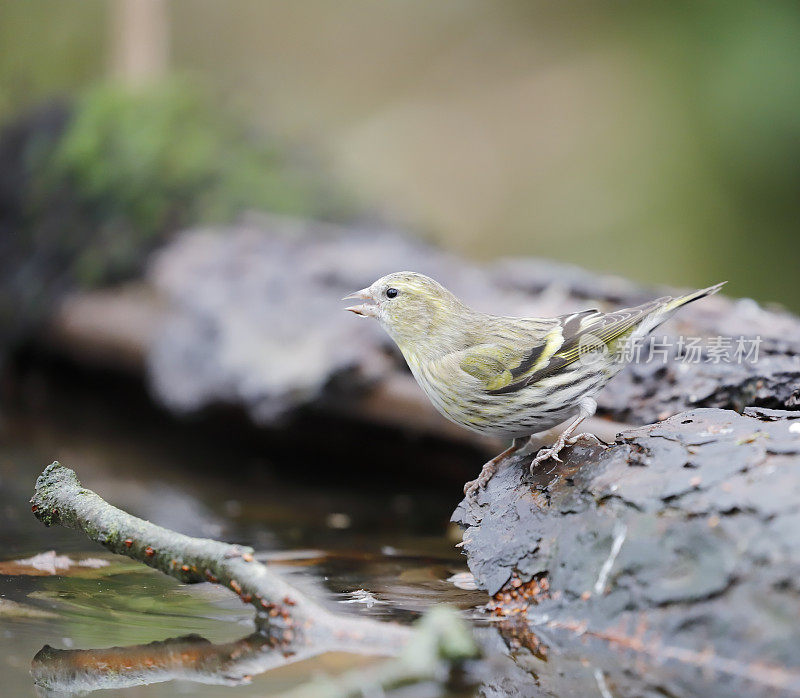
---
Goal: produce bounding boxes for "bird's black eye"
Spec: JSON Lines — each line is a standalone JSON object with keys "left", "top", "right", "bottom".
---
{"left": 386, "top": 287, "right": 399, "bottom": 299}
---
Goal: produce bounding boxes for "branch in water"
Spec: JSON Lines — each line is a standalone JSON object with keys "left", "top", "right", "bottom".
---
{"left": 29, "top": 461, "right": 408, "bottom": 648}
{"left": 29, "top": 461, "right": 478, "bottom": 697}
{"left": 32, "top": 608, "right": 477, "bottom": 696}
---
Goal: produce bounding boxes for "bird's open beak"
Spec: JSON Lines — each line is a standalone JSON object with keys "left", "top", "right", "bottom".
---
{"left": 342, "top": 288, "right": 377, "bottom": 317}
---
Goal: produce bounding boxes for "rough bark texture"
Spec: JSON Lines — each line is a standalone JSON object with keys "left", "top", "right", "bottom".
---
{"left": 452, "top": 407, "right": 800, "bottom": 697}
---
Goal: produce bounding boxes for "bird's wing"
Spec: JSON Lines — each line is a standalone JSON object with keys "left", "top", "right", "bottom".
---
{"left": 457, "top": 344, "right": 520, "bottom": 392}
{"left": 455, "top": 283, "right": 722, "bottom": 396}
{"left": 454, "top": 302, "right": 666, "bottom": 396}
{"left": 482, "top": 301, "right": 666, "bottom": 395}
{"left": 454, "top": 317, "right": 566, "bottom": 393}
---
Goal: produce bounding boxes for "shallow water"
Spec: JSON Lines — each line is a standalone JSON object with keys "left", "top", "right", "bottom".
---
{"left": 0, "top": 369, "right": 497, "bottom": 696}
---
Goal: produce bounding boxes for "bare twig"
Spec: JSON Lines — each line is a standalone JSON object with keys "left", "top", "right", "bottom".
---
{"left": 29, "top": 461, "right": 478, "bottom": 697}
{"left": 30, "top": 461, "right": 409, "bottom": 648}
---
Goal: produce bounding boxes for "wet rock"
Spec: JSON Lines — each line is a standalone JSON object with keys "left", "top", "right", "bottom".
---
{"left": 453, "top": 407, "right": 800, "bottom": 696}
{"left": 144, "top": 217, "right": 800, "bottom": 433}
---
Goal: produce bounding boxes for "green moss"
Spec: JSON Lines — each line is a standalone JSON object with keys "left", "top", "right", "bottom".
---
{"left": 14, "top": 79, "right": 353, "bottom": 291}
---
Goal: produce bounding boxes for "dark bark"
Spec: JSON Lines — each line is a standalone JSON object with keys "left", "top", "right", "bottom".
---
{"left": 452, "top": 407, "right": 800, "bottom": 697}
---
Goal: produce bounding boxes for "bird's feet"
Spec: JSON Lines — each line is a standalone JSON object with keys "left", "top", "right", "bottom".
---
{"left": 530, "top": 432, "right": 602, "bottom": 475}
{"left": 529, "top": 442, "right": 565, "bottom": 474}
{"left": 530, "top": 431, "right": 571, "bottom": 474}
{"left": 464, "top": 460, "right": 499, "bottom": 500}
{"left": 463, "top": 439, "right": 527, "bottom": 501}
{"left": 567, "top": 432, "right": 603, "bottom": 446}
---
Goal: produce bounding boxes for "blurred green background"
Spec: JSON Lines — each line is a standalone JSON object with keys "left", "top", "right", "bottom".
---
{"left": 2, "top": 0, "right": 799, "bottom": 310}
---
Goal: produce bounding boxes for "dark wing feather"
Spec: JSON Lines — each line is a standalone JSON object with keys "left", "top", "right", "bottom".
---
{"left": 486, "top": 300, "right": 664, "bottom": 395}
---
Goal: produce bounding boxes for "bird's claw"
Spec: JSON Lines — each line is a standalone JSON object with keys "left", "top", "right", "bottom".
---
{"left": 529, "top": 432, "right": 603, "bottom": 476}
{"left": 567, "top": 432, "right": 602, "bottom": 446}
{"left": 464, "top": 456, "right": 503, "bottom": 500}
{"left": 464, "top": 473, "right": 491, "bottom": 500}
{"left": 530, "top": 442, "right": 566, "bottom": 474}
{"left": 464, "top": 479, "right": 480, "bottom": 499}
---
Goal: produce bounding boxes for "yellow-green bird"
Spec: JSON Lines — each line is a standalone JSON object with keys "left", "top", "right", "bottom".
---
{"left": 344, "top": 273, "right": 725, "bottom": 499}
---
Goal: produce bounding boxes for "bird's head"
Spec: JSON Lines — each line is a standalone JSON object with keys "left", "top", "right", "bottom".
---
{"left": 343, "top": 272, "right": 469, "bottom": 358}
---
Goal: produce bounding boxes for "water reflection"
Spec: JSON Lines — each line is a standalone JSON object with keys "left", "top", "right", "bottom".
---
{"left": 5, "top": 367, "right": 788, "bottom": 697}
{"left": 0, "top": 370, "right": 489, "bottom": 696}
{"left": 32, "top": 633, "right": 299, "bottom": 693}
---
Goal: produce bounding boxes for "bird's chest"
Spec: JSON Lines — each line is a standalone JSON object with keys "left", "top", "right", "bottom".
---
{"left": 407, "top": 357, "right": 488, "bottom": 427}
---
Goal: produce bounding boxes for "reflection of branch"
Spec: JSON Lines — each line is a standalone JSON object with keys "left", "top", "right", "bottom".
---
{"left": 32, "top": 608, "right": 477, "bottom": 697}
{"left": 30, "top": 461, "right": 410, "bottom": 649}
{"left": 284, "top": 607, "right": 478, "bottom": 698}
{"left": 32, "top": 633, "right": 283, "bottom": 692}
{"left": 30, "top": 462, "right": 478, "bottom": 696}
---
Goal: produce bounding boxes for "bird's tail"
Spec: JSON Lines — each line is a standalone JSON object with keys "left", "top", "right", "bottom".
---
{"left": 627, "top": 281, "right": 726, "bottom": 340}
{"left": 663, "top": 281, "right": 727, "bottom": 313}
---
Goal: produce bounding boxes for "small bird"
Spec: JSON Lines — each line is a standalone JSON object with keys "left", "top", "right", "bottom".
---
{"left": 344, "top": 273, "right": 724, "bottom": 499}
